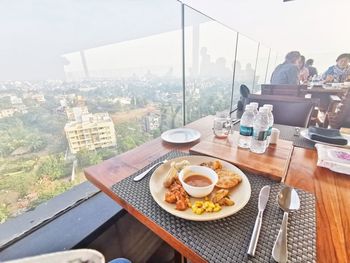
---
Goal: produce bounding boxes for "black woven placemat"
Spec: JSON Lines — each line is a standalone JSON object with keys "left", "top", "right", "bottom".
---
{"left": 111, "top": 151, "right": 316, "bottom": 263}
{"left": 232, "top": 123, "right": 315, "bottom": 150}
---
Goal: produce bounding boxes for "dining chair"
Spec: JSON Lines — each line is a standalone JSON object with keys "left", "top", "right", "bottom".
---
{"left": 325, "top": 90, "right": 350, "bottom": 129}
{"left": 246, "top": 94, "right": 319, "bottom": 127}
{"left": 261, "top": 84, "right": 308, "bottom": 97}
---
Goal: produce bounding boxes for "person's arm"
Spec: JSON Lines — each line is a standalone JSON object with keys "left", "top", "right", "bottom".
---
{"left": 323, "top": 66, "right": 334, "bottom": 82}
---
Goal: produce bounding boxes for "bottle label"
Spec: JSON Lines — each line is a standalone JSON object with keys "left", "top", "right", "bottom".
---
{"left": 267, "top": 126, "right": 272, "bottom": 136}
{"left": 253, "top": 130, "right": 268, "bottom": 141}
{"left": 240, "top": 125, "right": 253, "bottom": 136}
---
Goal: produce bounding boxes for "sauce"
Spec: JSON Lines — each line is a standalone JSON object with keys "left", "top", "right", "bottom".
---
{"left": 184, "top": 174, "right": 212, "bottom": 187}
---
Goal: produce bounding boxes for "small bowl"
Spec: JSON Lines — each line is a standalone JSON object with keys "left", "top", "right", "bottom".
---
{"left": 179, "top": 165, "right": 218, "bottom": 198}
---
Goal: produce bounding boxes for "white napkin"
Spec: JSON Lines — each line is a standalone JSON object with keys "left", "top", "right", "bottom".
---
{"left": 315, "top": 143, "right": 350, "bottom": 175}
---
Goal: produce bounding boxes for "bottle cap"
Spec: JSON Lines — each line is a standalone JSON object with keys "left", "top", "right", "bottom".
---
{"left": 249, "top": 102, "right": 258, "bottom": 109}
{"left": 259, "top": 107, "right": 269, "bottom": 113}
{"left": 245, "top": 105, "right": 253, "bottom": 111}
{"left": 263, "top": 104, "right": 273, "bottom": 111}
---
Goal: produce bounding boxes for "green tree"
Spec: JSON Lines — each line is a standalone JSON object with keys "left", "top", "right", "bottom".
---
{"left": 97, "top": 148, "right": 117, "bottom": 160}
{"left": 37, "top": 154, "right": 66, "bottom": 180}
{"left": 0, "top": 204, "right": 9, "bottom": 223}
{"left": 76, "top": 149, "right": 102, "bottom": 168}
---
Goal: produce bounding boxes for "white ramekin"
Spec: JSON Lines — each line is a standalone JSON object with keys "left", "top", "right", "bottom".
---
{"left": 179, "top": 165, "right": 218, "bottom": 198}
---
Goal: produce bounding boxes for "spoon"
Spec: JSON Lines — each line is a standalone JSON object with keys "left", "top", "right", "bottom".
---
{"left": 272, "top": 186, "right": 300, "bottom": 263}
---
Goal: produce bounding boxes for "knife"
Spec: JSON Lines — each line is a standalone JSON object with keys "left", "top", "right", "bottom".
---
{"left": 247, "top": 185, "right": 271, "bottom": 256}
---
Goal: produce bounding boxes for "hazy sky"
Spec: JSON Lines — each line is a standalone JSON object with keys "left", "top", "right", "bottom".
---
{"left": 182, "top": 0, "right": 350, "bottom": 71}
{"left": 1, "top": 0, "right": 348, "bottom": 81}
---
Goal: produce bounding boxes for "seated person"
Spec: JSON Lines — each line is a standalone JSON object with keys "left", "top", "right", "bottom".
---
{"left": 270, "top": 51, "right": 301, "bottom": 85}
{"left": 323, "top": 53, "right": 350, "bottom": 83}
{"left": 299, "top": 55, "right": 309, "bottom": 83}
{"left": 305, "top": 59, "right": 318, "bottom": 79}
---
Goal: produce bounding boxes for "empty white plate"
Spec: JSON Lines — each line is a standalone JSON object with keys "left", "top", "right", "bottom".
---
{"left": 161, "top": 128, "right": 201, "bottom": 144}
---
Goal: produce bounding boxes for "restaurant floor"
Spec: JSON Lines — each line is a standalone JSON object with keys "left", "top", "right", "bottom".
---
{"left": 85, "top": 212, "right": 176, "bottom": 263}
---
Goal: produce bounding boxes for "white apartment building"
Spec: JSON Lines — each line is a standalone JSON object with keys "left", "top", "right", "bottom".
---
{"left": 65, "top": 106, "right": 89, "bottom": 121}
{"left": 64, "top": 113, "right": 116, "bottom": 154}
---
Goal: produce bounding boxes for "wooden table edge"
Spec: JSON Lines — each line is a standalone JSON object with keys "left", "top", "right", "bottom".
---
{"left": 84, "top": 158, "right": 208, "bottom": 263}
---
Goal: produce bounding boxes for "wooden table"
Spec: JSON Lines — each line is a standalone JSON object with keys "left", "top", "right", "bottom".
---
{"left": 85, "top": 115, "right": 350, "bottom": 263}
{"left": 306, "top": 87, "right": 347, "bottom": 95}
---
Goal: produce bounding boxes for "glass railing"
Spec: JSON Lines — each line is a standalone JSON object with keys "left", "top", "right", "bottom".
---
{"left": 0, "top": 0, "right": 280, "bottom": 226}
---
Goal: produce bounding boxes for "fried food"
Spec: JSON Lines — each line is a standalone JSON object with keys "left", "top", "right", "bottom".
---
{"left": 216, "top": 170, "right": 242, "bottom": 189}
{"left": 200, "top": 160, "right": 222, "bottom": 171}
{"left": 163, "top": 166, "right": 178, "bottom": 188}
{"left": 173, "top": 160, "right": 190, "bottom": 171}
{"left": 164, "top": 180, "right": 190, "bottom": 211}
{"left": 211, "top": 189, "right": 229, "bottom": 203}
{"left": 201, "top": 160, "right": 242, "bottom": 189}
{"left": 164, "top": 159, "right": 238, "bottom": 214}
{"left": 163, "top": 160, "right": 190, "bottom": 188}
{"left": 211, "top": 189, "right": 235, "bottom": 206}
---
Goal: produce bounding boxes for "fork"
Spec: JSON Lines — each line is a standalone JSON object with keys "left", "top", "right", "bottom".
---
{"left": 133, "top": 160, "right": 168, "bottom": 182}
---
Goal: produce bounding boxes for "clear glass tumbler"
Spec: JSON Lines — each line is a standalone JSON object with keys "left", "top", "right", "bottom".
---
{"left": 213, "top": 111, "right": 231, "bottom": 138}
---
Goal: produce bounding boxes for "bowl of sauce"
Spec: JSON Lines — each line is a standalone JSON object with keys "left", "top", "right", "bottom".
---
{"left": 179, "top": 165, "right": 218, "bottom": 198}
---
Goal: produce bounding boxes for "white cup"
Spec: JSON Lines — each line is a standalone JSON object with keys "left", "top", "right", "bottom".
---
{"left": 270, "top": 128, "right": 280, "bottom": 144}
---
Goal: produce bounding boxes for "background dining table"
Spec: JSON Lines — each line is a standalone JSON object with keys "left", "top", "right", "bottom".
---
{"left": 85, "top": 115, "right": 350, "bottom": 263}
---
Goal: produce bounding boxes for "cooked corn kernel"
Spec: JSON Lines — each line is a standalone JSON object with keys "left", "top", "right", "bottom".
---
{"left": 213, "top": 206, "right": 221, "bottom": 212}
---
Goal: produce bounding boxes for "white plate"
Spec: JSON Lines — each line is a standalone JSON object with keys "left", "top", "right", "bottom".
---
{"left": 300, "top": 129, "right": 350, "bottom": 148}
{"left": 161, "top": 128, "right": 201, "bottom": 144}
{"left": 149, "top": 156, "right": 251, "bottom": 221}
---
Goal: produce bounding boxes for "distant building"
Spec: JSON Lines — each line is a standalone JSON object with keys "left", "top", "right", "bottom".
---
{"left": 31, "top": 94, "right": 46, "bottom": 103}
{"left": 10, "top": 95, "right": 23, "bottom": 105}
{"left": 65, "top": 106, "right": 89, "bottom": 121}
{"left": 64, "top": 112, "right": 116, "bottom": 154}
{"left": 0, "top": 108, "right": 16, "bottom": 118}
{"left": 75, "top": 95, "right": 86, "bottom": 107}
{"left": 0, "top": 105, "right": 28, "bottom": 119}
{"left": 113, "top": 97, "right": 131, "bottom": 105}
{"left": 144, "top": 112, "right": 160, "bottom": 132}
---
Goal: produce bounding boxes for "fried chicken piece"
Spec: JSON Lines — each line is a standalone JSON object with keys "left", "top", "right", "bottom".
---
{"left": 176, "top": 198, "right": 188, "bottom": 211}
{"left": 165, "top": 192, "right": 177, "bottom": 203}
{"left": 164, "top": 180, "right": 190, "bottom": 211}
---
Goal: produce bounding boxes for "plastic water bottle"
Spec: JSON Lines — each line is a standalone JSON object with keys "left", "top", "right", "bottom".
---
{"left": 250, "top": 107, "right": 269, "bottom": 154}
{"left": 238, "top": 105, "right": 254, "bottom": 148}
{"left": 263, "top": 104, "right": 274, "bottom": 146}
{"left": 249, "top": 102, "right": 259, "bottom": 116}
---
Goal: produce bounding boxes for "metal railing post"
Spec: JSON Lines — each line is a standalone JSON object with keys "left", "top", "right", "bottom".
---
{"left": 264, "top": 48, "right": 271, "bottom": 84}
{"left": 230, "top": 32, "right": 239, "bottom": 113}
{"left": 181, "top": 3, "right": 186, "bottom": 126}
{"left": 252, "top": 42, "right": 260, "bottom": 93}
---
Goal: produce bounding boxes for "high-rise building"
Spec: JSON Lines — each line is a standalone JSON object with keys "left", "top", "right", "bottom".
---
{"left": 64, "top": 112, "right": 116, "bottom": 154}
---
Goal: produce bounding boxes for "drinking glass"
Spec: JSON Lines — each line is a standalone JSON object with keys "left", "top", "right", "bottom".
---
{"left": 213, "top": 111, "right": 231, "bottom": 138}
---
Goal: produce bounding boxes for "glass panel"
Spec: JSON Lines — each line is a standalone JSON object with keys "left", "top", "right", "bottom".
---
{"left": 0, "top": 0, "right": 182, "bottom": 223}
{"left": 184, "top": 7, "right": 237, "bottom": 123}
{"left": 253, "top": 45, "right": 270, "bottom": 93}
{"left": 266, "top": 50, "right": 278, "bottom": 84}
{"left": 233, "top": 34, "right": 259, "bottom": 103}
